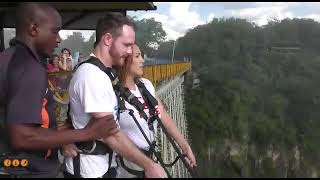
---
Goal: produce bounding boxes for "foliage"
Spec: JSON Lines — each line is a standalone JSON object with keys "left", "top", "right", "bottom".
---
{"left": 130, "top": 16, "right": 167, "bottom": 57}
{"left": 54, "top": 32, "right": 95, "bottom": 58}
{"left": 54, "top": 16, "right": 167, "bottom": 58}
{"left": 174, "top": 18, "right": 320, "bottom": 177}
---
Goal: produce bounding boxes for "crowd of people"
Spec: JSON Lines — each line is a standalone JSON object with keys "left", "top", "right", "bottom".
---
{"left": 47, "top": 48, "right": 85, "bottom": 73}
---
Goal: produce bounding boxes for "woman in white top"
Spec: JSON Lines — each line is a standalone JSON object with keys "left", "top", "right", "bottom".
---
{"left": 115, "top": 44, "right": 197, "bottom": 178}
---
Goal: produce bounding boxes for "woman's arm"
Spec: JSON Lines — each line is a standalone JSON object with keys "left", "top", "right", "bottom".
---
{"left": 156, "top": 97, "right": 197, "bottom": 168}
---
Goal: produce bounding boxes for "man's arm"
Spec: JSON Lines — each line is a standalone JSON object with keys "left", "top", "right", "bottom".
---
{"left": 92, "top": 112, "right": 167, "bottom": 178}
{"left": 91, "top": 112, "right": 151, "bottom": 167}
{"left": 8, "top": 114, "right": 118, "bottom": 151}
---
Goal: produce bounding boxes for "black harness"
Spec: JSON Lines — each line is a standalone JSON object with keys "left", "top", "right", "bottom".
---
{"left": 117, "top": 71, "right": 199, "bottom": 178}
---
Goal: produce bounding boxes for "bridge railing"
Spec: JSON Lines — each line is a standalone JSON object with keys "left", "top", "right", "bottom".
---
{"left": 143, "top": 62, "right": 191, "bottom": 86}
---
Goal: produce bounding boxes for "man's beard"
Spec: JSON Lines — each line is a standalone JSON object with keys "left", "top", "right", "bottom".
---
{"left": 109, "top": 44, "right": 122, "bottom": 66}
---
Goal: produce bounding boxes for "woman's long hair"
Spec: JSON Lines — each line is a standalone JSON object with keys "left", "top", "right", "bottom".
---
{"left": 48, "top": 54, "right": 59, "bottom": 65}
{"left": 115, "top": 44, "right": 142, "bottom": 86}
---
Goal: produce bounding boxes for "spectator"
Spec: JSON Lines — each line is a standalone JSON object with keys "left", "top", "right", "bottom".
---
{"left": 78, "top": 52, "right": 84, "bottom": 63}
{"left": 59, "top": 48, "right": 73, "bottom": 71}
{"left": 47, "top": 54, "right": 60, "bottom": 72}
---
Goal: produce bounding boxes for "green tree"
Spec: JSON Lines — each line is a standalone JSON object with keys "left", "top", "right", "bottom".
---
{"left": 130, "top": 16, "right": 167, "bottom": 57}
{"left": 55, "top": 32, "right": 86, "bottom": 56}
{"left": 181, "top": 18, "right": 320, "bottom": 177}
{"left": 82, "top": 32, "right": 96, "bottom": 57}
{"left": 154, "top": 40, "right": 175, "bottom": 59}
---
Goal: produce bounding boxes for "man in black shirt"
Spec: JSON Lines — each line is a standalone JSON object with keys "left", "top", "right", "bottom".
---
{"left": 0, "top": 2, "right": 118, "bottom": 178}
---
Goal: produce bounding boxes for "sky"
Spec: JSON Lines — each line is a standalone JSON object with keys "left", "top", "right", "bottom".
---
{"left": 59, "top": 2, "right": 320, "bottom": 41}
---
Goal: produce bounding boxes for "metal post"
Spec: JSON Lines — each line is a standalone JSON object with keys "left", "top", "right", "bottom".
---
{"left": 171, "top": 40, "right": 176, "bottom": 63}
{"left": 0, "top": 12, "right": 5, "bottom": 52}
{"left": 0, "top": 28, "right": 4, "bottom": 52}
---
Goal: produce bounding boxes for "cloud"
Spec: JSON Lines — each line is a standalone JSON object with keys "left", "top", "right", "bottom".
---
{"left": 142, "top": 13, "right": 168, "bottom": 23}
{"left": 238, "top": 7, "right": 285, "bottom": 25}
{"left": 59, "top": 30, "right": 73, "bottom": 40}
{"left": 207, "top": 13, "right": 215, "bottom": 22}
{"left": 298, "top": 2, "right": 320, "bottom": 11}
{"left": 141, "top": 2, "right": 205, "bottom": 40}
{"left": 139, "top": 2, "right": 301, "bottom": 39}
{"left": 132, "top": 2, "right": 320, "bottom": 40}
{"left": 59, "top": 30, "right": 94, "bottom": 41}
{"left": 229, "top": 3, "right": 297, "bottom": 26}
{"left": 303, "top": 14, "right": 320, "bottom": 22}
{"left": 254, "top": 2, "right": 297, "bottom": 7}
{"left": 209, "top": 2, "right": 258, "bottom": 9}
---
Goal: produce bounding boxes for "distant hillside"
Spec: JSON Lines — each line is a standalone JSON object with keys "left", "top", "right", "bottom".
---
{"left": 165, "top": 18, "right": 320, "bottom": 177}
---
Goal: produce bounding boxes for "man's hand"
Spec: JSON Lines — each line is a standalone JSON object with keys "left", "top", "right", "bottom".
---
{"left": 85, "top": 114, "right": 119, "bottom": 139}
{"left": 144, "top": 162, "right": 168, "bottom": 178}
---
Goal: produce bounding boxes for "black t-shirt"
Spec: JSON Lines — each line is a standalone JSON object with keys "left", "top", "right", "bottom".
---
{"left": 0, "top": 40, "right": 59, "bottom": 177}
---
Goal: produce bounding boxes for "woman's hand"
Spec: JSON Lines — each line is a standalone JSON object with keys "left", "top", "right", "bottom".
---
{"left": 181, "top": 144, "right": 197, "bottom": 168}
{"left": 61, "top": 143, "right": 82, "bottom": 157}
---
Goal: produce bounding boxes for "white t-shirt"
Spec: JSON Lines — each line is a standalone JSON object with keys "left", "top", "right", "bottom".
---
{"left": 65, "top": 55, "right": 119, "bottom": 178}
{"left": 118, "top": 78, "right": 159, "bottom": 150}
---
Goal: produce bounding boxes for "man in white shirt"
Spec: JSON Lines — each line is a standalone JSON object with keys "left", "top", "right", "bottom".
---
{"left": 63, "top": 12, "right": 167, "bottom": 178}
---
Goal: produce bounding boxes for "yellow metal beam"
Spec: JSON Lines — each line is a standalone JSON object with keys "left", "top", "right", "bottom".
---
{"left": 143, "top": 62, "right": 192, "bottom": 86}
{"left": 48, "top": 62, "right": 192, "bottom": 86}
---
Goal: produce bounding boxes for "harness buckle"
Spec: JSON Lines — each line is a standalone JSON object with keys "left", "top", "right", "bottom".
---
{"left": 82, "top": 140, "right": 96, "bottom": 154}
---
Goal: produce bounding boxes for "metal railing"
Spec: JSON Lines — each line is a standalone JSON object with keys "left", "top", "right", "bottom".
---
{"left": 143, "top": 62, "right": 191, "bottom": 86}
